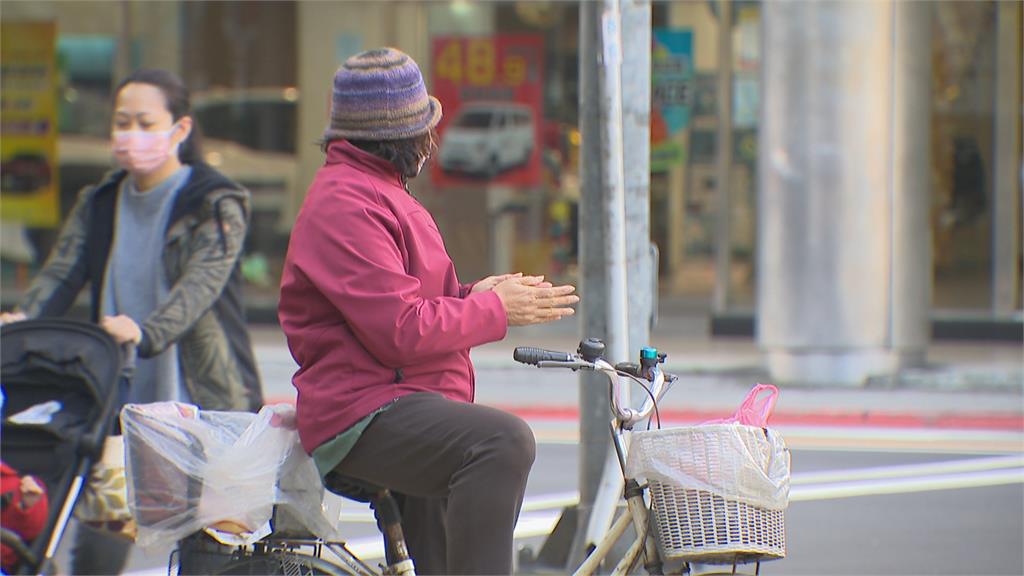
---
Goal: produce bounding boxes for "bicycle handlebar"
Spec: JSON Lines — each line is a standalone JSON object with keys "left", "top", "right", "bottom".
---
{"left": 513, "top": 342, "right": 677, "bottom": 428}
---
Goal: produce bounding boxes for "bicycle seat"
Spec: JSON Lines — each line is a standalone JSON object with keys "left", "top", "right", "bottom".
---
{"left": 322, "top": 471, "right": 383, "bottom": 503}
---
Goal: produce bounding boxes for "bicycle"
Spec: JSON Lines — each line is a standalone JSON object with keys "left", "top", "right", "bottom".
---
{"left": 511, "top": 337, "right": 789, "bottom": 576}
{"left": 132, "top": 336, "right": 787, "bottom": 576}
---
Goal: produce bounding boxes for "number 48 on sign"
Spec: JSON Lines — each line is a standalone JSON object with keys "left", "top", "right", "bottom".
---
{"left": 433, "top": 37, "right": 536, "bottom": 88}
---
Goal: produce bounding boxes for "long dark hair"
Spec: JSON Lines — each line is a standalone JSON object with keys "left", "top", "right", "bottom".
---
{"left": 114, "top": 68, "right": 203, "bottom": 165}
{"left": 336, "top": 129, "right": 437, "bottom": 183}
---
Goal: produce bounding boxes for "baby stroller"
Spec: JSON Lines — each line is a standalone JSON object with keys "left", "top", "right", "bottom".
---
{"left": 1, "top": 318, "right": 133, "bottom": 575}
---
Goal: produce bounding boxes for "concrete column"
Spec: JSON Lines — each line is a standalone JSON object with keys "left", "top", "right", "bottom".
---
{"left": 757, "top": 0, "right": 931, "bottom": 386}
{"left": 992, "top": 0, "right": 1022, "bottom": 314}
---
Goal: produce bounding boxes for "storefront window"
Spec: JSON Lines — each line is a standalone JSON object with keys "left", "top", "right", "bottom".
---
{"left": 649, "top": 1, "right": 761, "bottom": 310}
{"left": 0, "top": 1, "right": 297, "bottom": 314}
{"left": 930, "top": 1, "right": 999, "bottom": 311}
{"left": 422, "top": 2, "right": 581, "bottom": 286}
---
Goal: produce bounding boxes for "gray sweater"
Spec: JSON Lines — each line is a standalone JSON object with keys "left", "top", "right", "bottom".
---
{"left": 101, "top": 166, "right": 192, "bottom": 404}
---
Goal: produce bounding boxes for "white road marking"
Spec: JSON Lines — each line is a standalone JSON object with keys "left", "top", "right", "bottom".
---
{"left": 127, "top": 436, "right": 1024, "bottom": 572}
{"left": 331, "top": 456, "right": 1024, "bottom": 561}
{"left": 790, "top": 467, "right": 1024, "bottom": 501}
{"left": 791, "top": 454, "right": 1024, "bottom": 484}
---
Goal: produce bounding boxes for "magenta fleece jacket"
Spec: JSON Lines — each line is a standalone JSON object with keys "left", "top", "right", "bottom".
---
{"left": 279, "top": 141, "right": 508, "bottom": 453}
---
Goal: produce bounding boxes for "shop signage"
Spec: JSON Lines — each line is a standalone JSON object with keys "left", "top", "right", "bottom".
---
{"left": 651, "top": 28, "right": 693, "bottom": 173}
{"left": 1, "top": 22, "right": 60, "bottom": 227}
{"left": 430, "top": 35, "right": 544, "bottom": 188}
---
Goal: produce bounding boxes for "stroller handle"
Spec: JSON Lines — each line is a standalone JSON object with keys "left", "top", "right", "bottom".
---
{"left": 120, "top": 343, "right": 137, "bottom": 380}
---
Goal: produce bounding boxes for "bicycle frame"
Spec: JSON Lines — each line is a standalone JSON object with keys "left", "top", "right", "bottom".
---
{"left": 531, "top": 353, "right": 672, "bottom": 575}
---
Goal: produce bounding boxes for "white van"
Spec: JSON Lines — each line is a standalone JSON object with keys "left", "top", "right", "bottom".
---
{"left": 437, "top": 102, "right": 534, "bottom": 177}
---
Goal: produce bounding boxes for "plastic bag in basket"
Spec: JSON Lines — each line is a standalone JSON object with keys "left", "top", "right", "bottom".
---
{"left": 703, "top": 383, "right": 778, "bottom": 427}
{"left": 625, "top": 424, "right": 790, "bottom": 510}
{"left": 120, "top": 402, "right": 338, "bottom": 548}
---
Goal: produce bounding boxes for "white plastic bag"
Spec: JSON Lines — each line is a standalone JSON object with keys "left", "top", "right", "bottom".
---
{"left": 625, "top": 423, "right": 790, "bottom": 510}
{"left": 121, "top": 402, "right": 337, "bottom": 547}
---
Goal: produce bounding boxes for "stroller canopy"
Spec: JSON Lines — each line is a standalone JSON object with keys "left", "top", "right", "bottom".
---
{"left": 2, "top": 318, "right": 122, "bottom": 407}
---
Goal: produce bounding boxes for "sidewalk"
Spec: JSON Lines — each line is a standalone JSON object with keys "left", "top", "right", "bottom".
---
{"left": 251, "top": 314, "right": 1024, "bottom": 434}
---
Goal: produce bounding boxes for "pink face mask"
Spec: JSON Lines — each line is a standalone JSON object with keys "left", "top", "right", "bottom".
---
{"left": 112, "top": 124, "right": 180, "bottom": 174}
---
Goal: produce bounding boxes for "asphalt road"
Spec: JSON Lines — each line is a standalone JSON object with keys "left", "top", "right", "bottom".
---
{"left": 328, "top": 437, "right": 1023, "bottom": 576}
{"left": 70, "top": 422, "right": 1022, "bottom": 576}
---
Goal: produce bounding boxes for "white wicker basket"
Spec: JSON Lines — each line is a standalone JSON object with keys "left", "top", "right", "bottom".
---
{"left": 648, "top": 483, "right": 786, "bottom": 563}
{"left": 627, "top": 424, "right": 790, "bottom": 564}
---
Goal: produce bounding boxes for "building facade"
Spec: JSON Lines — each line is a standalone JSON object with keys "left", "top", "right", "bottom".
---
{"left": 1, "top": 1, "right": 1020, "bottom": 330}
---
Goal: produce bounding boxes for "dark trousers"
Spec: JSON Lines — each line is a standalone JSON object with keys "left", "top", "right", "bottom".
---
{"left": 333, "top": 392, "right": 536, "bottom": 575}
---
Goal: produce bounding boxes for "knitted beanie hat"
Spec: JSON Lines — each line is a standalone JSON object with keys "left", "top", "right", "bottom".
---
{"left": 324, "top": 47, "right": 442, "bottom": 142}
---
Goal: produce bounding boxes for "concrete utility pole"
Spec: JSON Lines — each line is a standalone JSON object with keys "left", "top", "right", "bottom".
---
{"left": 571, "top": 0, "right": 652, "bottom": 568}
{"left": 573, "top": 3, "right": 608, "bottom": 566}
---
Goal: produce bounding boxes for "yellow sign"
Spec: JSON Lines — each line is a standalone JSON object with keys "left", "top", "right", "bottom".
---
{"left": 1, "top": 21, "right": 60, "bottom": 227}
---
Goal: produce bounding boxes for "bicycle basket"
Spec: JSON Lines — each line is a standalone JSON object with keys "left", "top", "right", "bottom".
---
{"left": 625, "top": 424, "right": 790, "bottom": 564}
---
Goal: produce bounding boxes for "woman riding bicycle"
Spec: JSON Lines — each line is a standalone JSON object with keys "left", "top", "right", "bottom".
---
{"left": 277, "top": 47, "right": 578, "bottom": 575}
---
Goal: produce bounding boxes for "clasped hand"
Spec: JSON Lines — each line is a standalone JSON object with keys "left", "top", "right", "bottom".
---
{"left": 475, "top": 273, "right": 579, "bottom": 327}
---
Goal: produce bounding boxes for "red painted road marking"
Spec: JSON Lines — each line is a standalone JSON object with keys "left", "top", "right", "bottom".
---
{"left": 263, "top": 397, "right": 1023, "bottom": 431}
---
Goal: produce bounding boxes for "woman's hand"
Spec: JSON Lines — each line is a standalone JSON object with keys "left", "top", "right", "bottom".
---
{"left": 0, "top": 311, "right": 27, "bottom": 325}
{"left": 101, "top": 314, "right": 143, "bottom": 345}
{"left": 492, "top": 275, "right": 579, "bottom": 327}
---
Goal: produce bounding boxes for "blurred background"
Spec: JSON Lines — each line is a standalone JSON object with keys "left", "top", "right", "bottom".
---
{"left": 0, "top": 0, "right": 1020, "bottom": 334}
{"left": 3, "top": 4, "right": 1021, "bottom": 575}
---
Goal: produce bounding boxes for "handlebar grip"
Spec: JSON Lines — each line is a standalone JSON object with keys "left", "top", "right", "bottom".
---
{"left": 513, "top": 347, "right": 574, "bottom": 366}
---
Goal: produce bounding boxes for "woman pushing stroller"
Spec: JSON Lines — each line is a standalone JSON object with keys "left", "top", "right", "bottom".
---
{"left": 1, "top": 68, "right": 263, "bottom": 575}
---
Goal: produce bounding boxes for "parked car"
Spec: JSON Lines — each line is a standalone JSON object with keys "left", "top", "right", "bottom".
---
{"left": 437, "top": 102, "right": 535, "bottom": 177}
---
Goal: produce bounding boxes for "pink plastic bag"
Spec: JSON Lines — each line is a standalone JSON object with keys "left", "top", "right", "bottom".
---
{"left": 703, "top": 383, "right": 779, "bottom": 427}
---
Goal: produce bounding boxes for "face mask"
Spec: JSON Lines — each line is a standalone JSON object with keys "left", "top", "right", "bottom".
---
{"left": 112, "top": 124, "right": 180, "bottom": 174}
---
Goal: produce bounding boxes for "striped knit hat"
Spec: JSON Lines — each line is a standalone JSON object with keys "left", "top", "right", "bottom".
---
{"left": 324, "top": 47, "right": 442, "bottom": 142}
